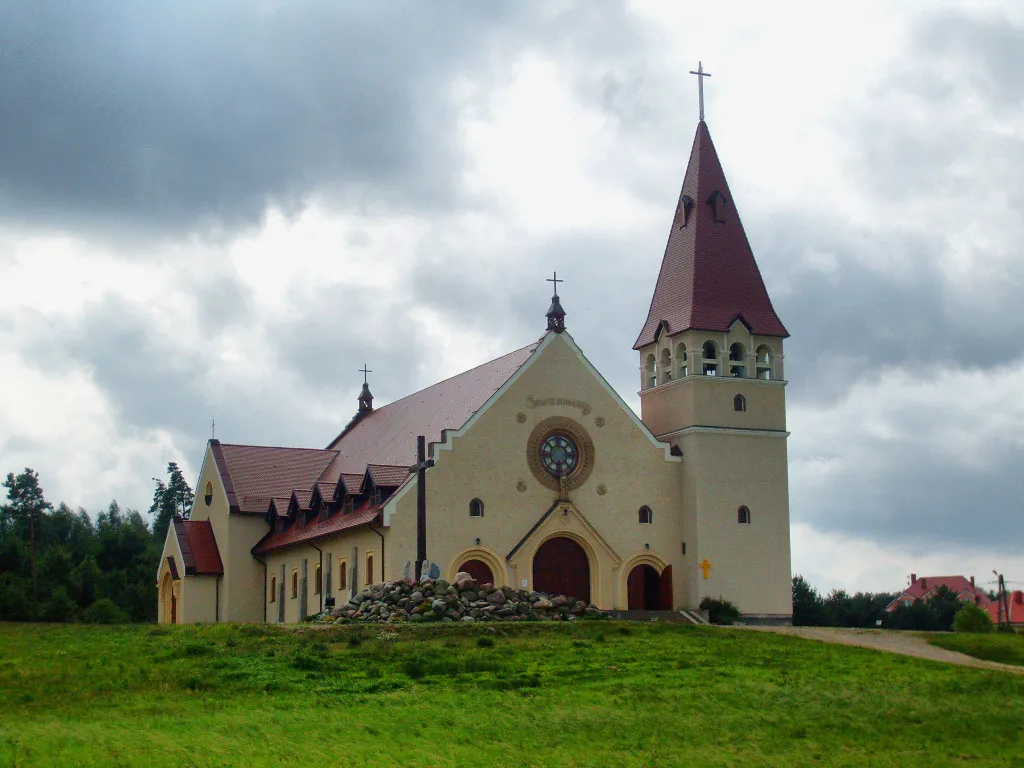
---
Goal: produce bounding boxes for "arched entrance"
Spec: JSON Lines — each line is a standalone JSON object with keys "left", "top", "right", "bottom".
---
{"left": 160, "top": 572, "right": 177, "bottom": 624}
{"left": 533, "top": 536, "right": 590, "bottom": 603}
{"left": 626, "top": 563, "right": 673, "bottom": 610}
{"left": 458, "top": 558, "right": 495, "bottom": 586}
{"left": 627, "top": 564, "right": 661, "bottom": 610}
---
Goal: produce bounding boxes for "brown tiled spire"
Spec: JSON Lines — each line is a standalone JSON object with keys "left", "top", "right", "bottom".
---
{"left": 634, "top": 121, "right": 788, "bottom": 349}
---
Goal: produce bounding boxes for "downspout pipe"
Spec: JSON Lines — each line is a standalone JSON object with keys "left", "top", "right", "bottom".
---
{"left": 369, "top": 519, "right": 385, "bottom": 584}
{"left": 309, "top": 542, "right": 324, "bottom": 615}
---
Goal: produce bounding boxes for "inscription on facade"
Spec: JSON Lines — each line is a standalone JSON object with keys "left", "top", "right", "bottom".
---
{"left": 526, "top": 395, "right": 591, "bottom": 416}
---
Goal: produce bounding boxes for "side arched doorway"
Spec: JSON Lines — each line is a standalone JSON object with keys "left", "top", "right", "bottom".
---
{"left": 458, "top": 558, "right": 495, "bottom": 586}
{"left": 533, "top": 536, "right": 590, "bottom": 603}
{"left": 160, "top": 572, "right": 177, "bottom": 624}
{"left": 626, "top": 563, "right": 673, "bottom": 610}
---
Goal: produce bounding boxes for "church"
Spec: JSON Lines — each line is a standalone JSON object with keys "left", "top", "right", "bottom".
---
{"left": 157, "top": 109, "right": 793, "bottom": 625}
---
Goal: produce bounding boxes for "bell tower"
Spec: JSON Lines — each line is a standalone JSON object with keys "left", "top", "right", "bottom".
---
{"left": 634, "top": 100, "right": 792, "bottom": 622}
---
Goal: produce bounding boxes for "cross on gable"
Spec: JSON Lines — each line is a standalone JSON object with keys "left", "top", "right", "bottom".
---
{"left": 688, "top": 61, "right": 712, "bottom": 122}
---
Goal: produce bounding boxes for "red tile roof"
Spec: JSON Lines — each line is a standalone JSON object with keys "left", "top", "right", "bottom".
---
{"left": 885, "top": 574, "right": 991, "bottom": 612}
{"left": 314, "top": 482, "right": 336, "bottom": 503}
{"left": 986, "top": 591, "right": 1024, "bottom": 626}
{"left": 367, "top": 464, "right": 409, "bottom": 488}
{"left": 325, "top": 342, "right": 538, "bottom": 473}
{"left": 634, "top": 120, "right": 788, "bottom": 349}
{"left": 211, "top": 442, "right": 338, "bottom": 514}
{"left": 338, "top": 474, "right": 363, "bottom": 495}
{"left": 173, "top": 518, "right": 224, "bottom": 575}
{"left": 292, "top": 489, "right": 313, "bottom": 511}
{"left": 252, "top": 501, "right": 381, "bottom": 555}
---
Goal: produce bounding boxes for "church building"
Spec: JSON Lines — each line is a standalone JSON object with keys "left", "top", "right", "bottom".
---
{"left": 157, "top": 112, "right": 793, "bottom": 625}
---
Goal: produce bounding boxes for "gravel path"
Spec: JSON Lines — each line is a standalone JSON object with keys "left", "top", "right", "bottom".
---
{"left": 737, "top": 625, "right": 1023, "bottom": 673}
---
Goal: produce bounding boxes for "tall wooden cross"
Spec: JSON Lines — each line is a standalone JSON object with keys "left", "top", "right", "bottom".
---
{"left": 211, "top": 418, "right": 215, "bottom": 439}
{"left": 547, "top": 271, "right": 563, "bottom": 295}
{"left": 359, "top": 364, "right": 372, "bottom": 383}
{"left": 408, "top": 435, "right": 435, "bottom": 580}
{"left": 689, "top": 61, "right": 711, "bottom": 121}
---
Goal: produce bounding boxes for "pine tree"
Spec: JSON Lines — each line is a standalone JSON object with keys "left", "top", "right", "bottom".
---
{"left": 149, "top": 462, "right": 194, "bottom": 543}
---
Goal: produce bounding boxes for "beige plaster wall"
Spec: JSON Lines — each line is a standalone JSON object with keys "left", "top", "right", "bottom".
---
{"left": 181, "top": 575, "right": 220, "bottom": 624}
{"left": 682, "top": 430, "right": 792, "bottom": 616}
{"left": 262, "top": 527, "right": 386, "bottom": 623}
{"left": 386, "top": 333, "right": 689, "bottom": 610}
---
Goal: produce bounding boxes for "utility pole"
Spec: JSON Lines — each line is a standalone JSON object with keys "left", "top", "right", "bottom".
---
{"left": 993, "top": 570, "right": 1011, "bottom": 631}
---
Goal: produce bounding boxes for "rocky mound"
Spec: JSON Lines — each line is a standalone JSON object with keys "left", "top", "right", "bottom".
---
{"left": 320, "top": 572, "right": 607, "bottom": 623}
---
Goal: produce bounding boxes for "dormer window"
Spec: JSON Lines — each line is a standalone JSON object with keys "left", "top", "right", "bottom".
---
{"left": 677, "top": 194, "right": 695, "bottom": 228}
{"left": 707, "top": 190, "right": 728, "bottom": 223}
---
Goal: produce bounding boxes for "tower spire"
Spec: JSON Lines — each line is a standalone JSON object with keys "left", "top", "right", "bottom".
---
{"left": 634, "top": 120, "right": 787, "bottom": 350}
{"left": 545, "top": 271, "right": 566, "bottom": 333}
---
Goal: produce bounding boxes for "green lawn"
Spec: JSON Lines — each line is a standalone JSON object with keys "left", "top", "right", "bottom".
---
{"left": 928, "top": 631, "right": 1024, "bottom": 667}
{"left": 1, "top": 621, "right": 1022, "bottom": 767}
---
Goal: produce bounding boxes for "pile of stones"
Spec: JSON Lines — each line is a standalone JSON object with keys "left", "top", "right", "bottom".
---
{"left": 321, "top": 572, "right": 607, "bottom": 623}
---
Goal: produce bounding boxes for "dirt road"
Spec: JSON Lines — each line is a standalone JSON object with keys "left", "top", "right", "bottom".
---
{"left": 739, "top": 625, "right": 1022, "bottom": 673}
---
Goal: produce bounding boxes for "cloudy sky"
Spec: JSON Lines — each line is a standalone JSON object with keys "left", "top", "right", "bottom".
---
{"left": 2, "top": 0, "right": 1022, "bottom": 594}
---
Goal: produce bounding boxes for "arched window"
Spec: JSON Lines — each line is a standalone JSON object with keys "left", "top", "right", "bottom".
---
{"left": 738, "top": 506, "right": 751, "bottom": 524}
{"left": 645, "top": 354, "right": 656, "bottom": 389}
{"left": 469, "top": 498, "right": 484, "bottom": 517}
{"left": 756, "top": 345, "right": 773, "bottom": 380}
{"left": 638, "top": 506, "right": 653, "bottom": 524}
{"left": 660, "top": 348, "right": 672, "bottom": 383}
{"left": 734, "top": 394, "right": 747, "bottom": 412}
{"left": 729, "top": 343, "right": 747, "bottom": 378}
{"left": 291, "top": 570, "right": 298, "bottom": 599}
{"left": 702, "top": 341, "right": 718, "bottom": 375}
{"left": 676, "top": 343, "right": 688, "bottom": 377}
{"left": 269, "top": 576, "right": 277, "bottom": 603}
{"left": 366, "top": 554, "right": 374, "bottom": 587}
{"left": 204, "top": 481, "right": 213, "bottom": 506}
{"left": 338, "top": 560, "right": 347, "bottom": 590}
{"left": 314, "top": 562, "right": 322, "bottom": 595}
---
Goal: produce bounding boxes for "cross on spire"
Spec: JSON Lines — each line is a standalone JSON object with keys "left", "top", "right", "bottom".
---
{"left": 547, "top": 271, "right": 563, "bottom": 296}
{"left": 359, "top": 364, "right": 372, "bottom": 384}
{"left": 689, "top": 61, "right": 712, "bottom": 122}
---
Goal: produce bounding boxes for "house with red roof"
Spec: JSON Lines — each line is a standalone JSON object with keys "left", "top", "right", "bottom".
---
{"left": 986, "top": 590, "right": 1024, "bottom": 628}
{"left": 884, "top": 573, "right": 992, "bottom": 613}
{"left": 158, "top": 104, "right": 793, "bottom": 625}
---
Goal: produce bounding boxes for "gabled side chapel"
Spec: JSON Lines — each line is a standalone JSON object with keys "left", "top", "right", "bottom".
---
{"left": 158, "top": 114, "right": 793, "bottom": 625}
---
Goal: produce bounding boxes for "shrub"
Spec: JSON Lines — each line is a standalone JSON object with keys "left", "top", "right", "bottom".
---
{"left": 41, "top": 589, "right": 78, "bottom": 623}
{"left": 700, "top": 596, "right": 742, "bottom": 625}
{"left": 953, "top": 601, "right": 994, "bottom": 634}
{"left": 476, "top": 636, "right": 495, "bottom": 648}
{"left": 82, "top": 598, "right": 128, "bottom": 624}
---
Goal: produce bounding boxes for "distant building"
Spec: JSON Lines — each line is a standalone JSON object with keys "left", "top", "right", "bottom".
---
{"left": 986, "top": 590, "right": 1024, "bottom": 628}
{"left": 885, "top": 574, "right": 991, "bottom": 613}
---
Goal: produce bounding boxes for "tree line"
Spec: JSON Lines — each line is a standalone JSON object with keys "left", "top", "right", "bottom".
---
{"left": 792, "top": 574, "right": 992, "bottom": 631}
{"left": 0, "top": 465, "right": 193, "bottom": 623}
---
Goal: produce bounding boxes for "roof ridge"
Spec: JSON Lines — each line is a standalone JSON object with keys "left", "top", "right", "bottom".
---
{"left": 218, "top": 442, "right": 338, "bottom": 454}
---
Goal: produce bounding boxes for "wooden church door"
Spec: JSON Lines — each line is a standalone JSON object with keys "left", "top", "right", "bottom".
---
{"left": 533, "top": 537, "right": 590, "bottom": 603}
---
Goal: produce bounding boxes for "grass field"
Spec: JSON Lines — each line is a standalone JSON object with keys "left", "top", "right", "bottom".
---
{"left": 1, "top": 621, "right": 1023, "bottom": 767}
{"left": 928, "top": 631, "right": 1024, "bottom": 667}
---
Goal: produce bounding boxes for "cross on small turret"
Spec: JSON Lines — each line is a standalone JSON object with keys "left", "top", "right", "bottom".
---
{"left": 545, "top": 271, "right": 566, "bottom": 333}
{"left": 359, "top": 364, "right": 372, "bottom": 384}
{"left": 689, "top": 61, "right": 712, "bottom": 122}
{"left": 547, "top": 271, "right": 563, "bottom": 296}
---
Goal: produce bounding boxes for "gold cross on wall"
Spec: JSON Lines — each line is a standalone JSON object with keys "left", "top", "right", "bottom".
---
{"left": 699, "top": 559, "right": 712, "bottom": 579}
